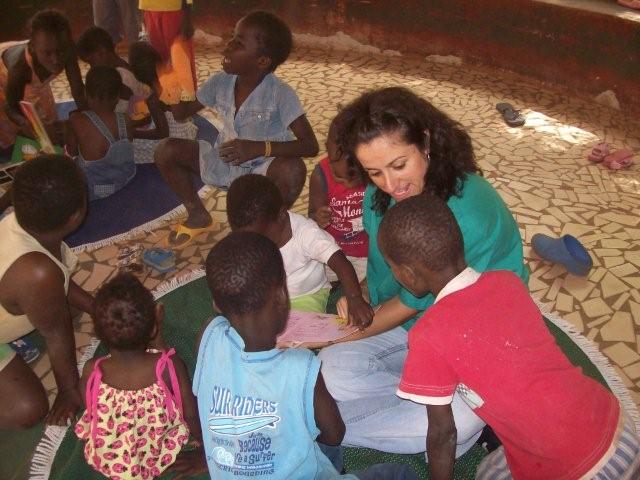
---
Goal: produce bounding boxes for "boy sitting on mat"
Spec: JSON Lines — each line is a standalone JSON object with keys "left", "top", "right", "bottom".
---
{"left": 170, "top": 231, "right": 417, "bottom": 480}
{"left": 154, "top": 10, "right": 318, "bottom": 248}
{"left": 377, "top": 194, "right": 640, "bottom": 479}
{"left": 226, "top": 174, "right": 372, "bottom": 328}
{"left": 0, "top": 155, "right": 94, "bottom": 429}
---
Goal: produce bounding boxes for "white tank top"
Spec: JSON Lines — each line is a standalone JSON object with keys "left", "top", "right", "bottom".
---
{"left": 0, "top": 213, "right": 77, "bottom": 343}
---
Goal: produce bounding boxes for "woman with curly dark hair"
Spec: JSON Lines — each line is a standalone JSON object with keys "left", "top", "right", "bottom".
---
{"left": 318, "top": 87, "right": 528, "bottom": 457}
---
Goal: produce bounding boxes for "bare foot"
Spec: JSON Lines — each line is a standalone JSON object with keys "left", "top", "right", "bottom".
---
{"left": 46, "top": 388, "right": 82, "bottom": 426}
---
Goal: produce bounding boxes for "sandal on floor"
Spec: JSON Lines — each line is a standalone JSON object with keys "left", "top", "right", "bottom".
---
{"left": 496, "top": 102, "right": 526, "bottom": 127}
{"left": 163, "top": 222, "right": 216, "bottom": 249}
{"left": 603, "top": 149, "right": 634, "bottom": 170}
{"left": 142, "top": 248, "right": 176, "bottom": 273}
{"left": 588, "top": 142, "right": 611, "bottom": 163}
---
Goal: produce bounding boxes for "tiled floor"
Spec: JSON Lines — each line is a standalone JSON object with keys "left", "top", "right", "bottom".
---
{"left": 41, "top": 37, "right": 639, "bottom": 411}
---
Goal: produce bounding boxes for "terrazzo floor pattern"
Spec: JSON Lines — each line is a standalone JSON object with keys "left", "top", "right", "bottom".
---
{"left": 41, "top": 40, "right": 640, "bottom": 417}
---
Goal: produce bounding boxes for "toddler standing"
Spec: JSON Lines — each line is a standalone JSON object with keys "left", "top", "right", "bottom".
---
{"left": 309, "top": 118, "right": 368, "bottom": 281}
{"left": 75, "top": 273, "right": 200, "bottom": 479}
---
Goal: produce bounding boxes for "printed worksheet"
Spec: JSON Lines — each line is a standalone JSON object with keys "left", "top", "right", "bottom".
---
{"left": 277, "top": 310, "right": 357, "bottom": 347}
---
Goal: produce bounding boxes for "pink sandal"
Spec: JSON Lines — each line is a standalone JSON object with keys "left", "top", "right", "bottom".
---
{"left": 603, "top": 149, "right": 634, "bottom": 170}
{"left": 588, "top": 142, "right": 611, "bottom": 163}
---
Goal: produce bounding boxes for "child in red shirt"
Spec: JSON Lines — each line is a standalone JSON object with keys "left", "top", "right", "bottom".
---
{"left": 377, "top": 194, "right": 640, "bottom": 480}
{"left": 309, "top": 119, "right": 368, "bottom": 282}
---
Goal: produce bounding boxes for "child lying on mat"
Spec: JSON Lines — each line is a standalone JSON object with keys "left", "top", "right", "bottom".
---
{"left": 169, "top": 231, "right": 417, "bottom": 480}
{"left": 154, "top": 10, "right": 319, "bottom": 248}
{"left": 227, "top": 174, "right": 373, "bottom": 328}
{"left": 377, "top": 194, "right": 640, "bottom": 480}
{"left": 66, "top": 66, "right": 136, "bottom": 201}
{"left": 75, "top": 273, "right": 200, "bottom": 480}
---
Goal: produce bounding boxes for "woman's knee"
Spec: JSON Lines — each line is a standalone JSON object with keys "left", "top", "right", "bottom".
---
{"left": 11, "top": 393, "right": 49, "bottom": 429}
{"left": 0, "top": 358, "right": 48, "bottom": 429}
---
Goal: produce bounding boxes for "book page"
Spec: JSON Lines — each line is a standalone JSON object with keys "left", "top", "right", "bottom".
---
{"left": 276, "top": 310, "right": 358, "bottom": 347}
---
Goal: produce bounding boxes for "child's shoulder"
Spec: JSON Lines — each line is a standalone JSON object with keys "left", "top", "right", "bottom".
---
{"left": 280, "top": 347, "right": 318, "bottom": 369}
{"left": 289, "top": 211, "right": 320, "bottom": 233}
{"left": 267, "top": 73, "right": 301, "bottom": 99}
{"left": 199, "top": 315, "right": 231, "bottom": 347}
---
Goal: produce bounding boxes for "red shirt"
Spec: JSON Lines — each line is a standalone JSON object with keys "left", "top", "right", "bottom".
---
{"left": 398, "top": 270, "right": 619, "bottom": 480}
{"left": 318, "top": 157, "right": 368, "bottom": 258}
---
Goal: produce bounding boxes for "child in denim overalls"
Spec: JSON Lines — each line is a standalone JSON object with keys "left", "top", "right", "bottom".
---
{"left": 66, "top": 66, "right": 135, "bottom": 200}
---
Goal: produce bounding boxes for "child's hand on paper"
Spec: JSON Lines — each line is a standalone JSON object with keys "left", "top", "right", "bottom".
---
{"left": 345, "top": 295, "right": 374, "bottom": 330}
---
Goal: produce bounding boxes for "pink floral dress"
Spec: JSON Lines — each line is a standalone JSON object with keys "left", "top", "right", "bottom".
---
{"left": 75, "top": 349, "right": 189, "bottom": 479}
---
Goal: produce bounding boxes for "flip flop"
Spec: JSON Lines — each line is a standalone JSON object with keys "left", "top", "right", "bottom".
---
{"left": 163, "top": 222, "right": 216, "bottom": 249}
{"left": 142, "top": 248, "right": 176, "bottom": 273}
{"left": 603, "top": 149, "right": 634, "bottom": 170}
{"left": 496, "top": 102, "right": 526, "bottom": 127}
{"left": 588, "top": 142, "right": 611, "bottom": 163}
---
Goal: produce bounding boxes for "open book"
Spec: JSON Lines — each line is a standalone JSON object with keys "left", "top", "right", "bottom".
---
{"left": 277, "top": 310, "right": 358, "bottom": 347}
{"left": 19, "top": 101, "right": 56, "bottom": 154}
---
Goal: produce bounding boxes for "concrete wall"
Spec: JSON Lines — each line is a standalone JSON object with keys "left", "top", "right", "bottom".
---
{"left": 198, "top": 0, "right": 639, "bottom": 112}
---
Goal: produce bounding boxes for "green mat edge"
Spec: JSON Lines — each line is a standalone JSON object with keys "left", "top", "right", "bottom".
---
{"left": 27, "top": 273, "right": 640, "bottom": 480}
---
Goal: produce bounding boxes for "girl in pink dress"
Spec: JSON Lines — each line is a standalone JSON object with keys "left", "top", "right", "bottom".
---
{"left": 75, "top": 273, "right": 200, "bottom": 479}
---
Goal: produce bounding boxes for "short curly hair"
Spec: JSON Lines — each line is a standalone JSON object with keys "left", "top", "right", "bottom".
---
{"left": 206, "top": 232, "right": 286, "bottom": 316}
{"left": 242, "top": 11, "right": 292, "bottom": 71}
{"left": 94, "top": 273, "right": 156, "bottom": 351}
{"left": 334, "top": 87, "right": 481, "bottom": 214}
{"left": 28, "top": 9, "right": 71, "bottom": 40}
{"left": 76, "top": 26, "right": 115, "bottom": 60}
{"left": 378, "top": 193, "right": 464, "bottom": 272}
{"left": 226, "top": 174, "right": 283, "bottom": 230}
{"left": 128, "top": 41, "right": 161, "bottom": 86}
{"left": 86, "top": 66, "right": 122, "bottom": 103}
{"left": 12, "top": 155, "right": 86, "bottom": 233}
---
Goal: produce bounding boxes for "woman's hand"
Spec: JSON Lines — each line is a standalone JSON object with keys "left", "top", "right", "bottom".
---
{"left": 219, "top": 139, "right": 262, "bottom": 165}
{"left": 336, "top": 295, "right": 349, "bottom": 321}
